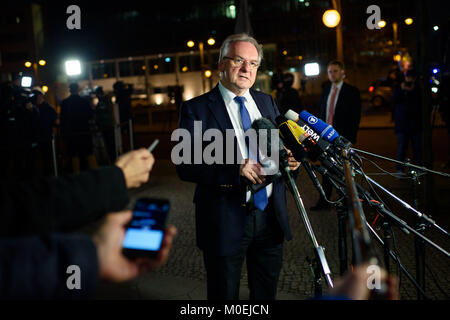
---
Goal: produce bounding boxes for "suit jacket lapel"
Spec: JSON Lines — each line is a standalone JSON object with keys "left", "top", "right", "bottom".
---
{"left": 335, "top": 82, "right": 347, "bottom": 111}
{"left": 207, "top": 85, "right": 234, "bottom": 132}
{"left": 250, "top": 89, "right": 272, "bottom": 119}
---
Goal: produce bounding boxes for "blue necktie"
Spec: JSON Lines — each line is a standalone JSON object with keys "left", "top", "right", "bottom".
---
{"left": 234, "top": 96, "right": 268, "bottom": 211}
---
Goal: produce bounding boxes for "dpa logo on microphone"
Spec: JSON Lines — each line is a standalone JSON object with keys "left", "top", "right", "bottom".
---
{"left": 307, "top": 116, "right": 318, "bottom": 125}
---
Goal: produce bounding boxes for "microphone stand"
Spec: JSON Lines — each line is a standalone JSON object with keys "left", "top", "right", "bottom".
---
{"left": 350, "top": 147, "right": 450, "bottom": 179}
{"left": 408, "top": 165, "right": 426, "bottom": 300}
{"left": 281, "top": 166, "right": 334, "bottom": 296}
{"left": 313, "top": 164, "right": 432, "bottom": 297}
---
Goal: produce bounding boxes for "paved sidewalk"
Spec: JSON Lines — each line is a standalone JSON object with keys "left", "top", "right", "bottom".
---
{"left": 91, "top": 157, "right": 450, "bottom": 300}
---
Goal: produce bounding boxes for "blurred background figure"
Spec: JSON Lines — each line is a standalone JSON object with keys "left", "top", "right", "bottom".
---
{"left": 113, "top": 81, "right": 132, "bottom": 125}
{"left": 113, "top": 81, "right": 133, "bottom": 152}
{"left": 32, "top": 86, "right": 57, "bottom": 176}
{"left": 60, "top": 82, "right": 95, "bottom": 173}
{"left": 94, "top": 86, "right": 116, "bottom": 164}
{"left": 392, "top": 69, "right": 422, "bottom": 174}
{"left": 274, "top": 72, "right": 303, "bottom": 116}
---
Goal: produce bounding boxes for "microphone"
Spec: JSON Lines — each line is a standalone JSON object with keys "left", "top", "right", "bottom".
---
{"left": 275, "top": 115, "right": 308, "bottom": 162}
{"left": 275, "top": 115, "right": 328, "bottom": 199}
{"left": 285, "top": 110, "right": 351, "bottom": 147}
{"left": 244, "top": 117, "right": 287, "bottom": 193}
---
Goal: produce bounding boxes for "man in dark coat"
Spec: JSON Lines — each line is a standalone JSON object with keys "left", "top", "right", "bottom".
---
{"left": 176, "top": 33, "right": 300, "bottom": 300}
{"left": 311, "top": 60, "right": 362, "bottom": 210}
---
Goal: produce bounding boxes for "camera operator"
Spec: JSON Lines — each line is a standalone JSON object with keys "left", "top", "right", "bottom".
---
{"left": 31, "top": 86, "right": 57, "bottom": 176}
{"left": 392, "top": 69, "right": 422, "bottom": 174}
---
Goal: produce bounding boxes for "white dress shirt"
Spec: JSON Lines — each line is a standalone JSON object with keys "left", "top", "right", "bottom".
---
{"left": 218, "top": 81, "right": 273, "bottom": 201}
{"left": 326, "top": 80, "right": 344, "bottom": 123}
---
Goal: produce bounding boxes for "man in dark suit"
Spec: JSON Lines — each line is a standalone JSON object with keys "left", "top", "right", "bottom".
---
{"left": 176, "top": 33, "right": 300, "bottom": 300}
{"left": 311, "top": 60, "right": 361, "bottom": 210}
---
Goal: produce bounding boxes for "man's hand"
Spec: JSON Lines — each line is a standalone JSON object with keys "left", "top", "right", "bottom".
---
{"left": 284, "top": 147, "right": 301, "bottom": 171}
{"left": 240, "top": 158, "right": 266, "bottom": 184}
{"left": 115, "top": 148, "right": 155, "bottom": 189}
{"left": 92, "top": 211, "right": 177, "bottom": 282}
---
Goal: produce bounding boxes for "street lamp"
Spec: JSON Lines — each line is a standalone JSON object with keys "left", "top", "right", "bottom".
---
{"left": 323, "top": 0, "right": 343, "bottom": 62}
{"left": 322, "top": 9, "right": 341, "bottom": 28}
{"left": 186, "top": 37, "right": 216, "bottom": 93}
{"left": 404, "top": 18, "right": 413, "bottom": 25}
{"left": 378, "top": 20, "right": 387, "bottom": 28}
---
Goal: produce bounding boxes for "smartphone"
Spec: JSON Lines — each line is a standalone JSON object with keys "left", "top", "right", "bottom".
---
{"left": 122, "top": 197, "right": 170, "bottom": 259}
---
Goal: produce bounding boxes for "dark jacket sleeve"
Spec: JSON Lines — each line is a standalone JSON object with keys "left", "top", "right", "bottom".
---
{"left": 0, "top": 233, "right": 99, "bottom": 299}
{"left": 0, "top": 166, "right": 129, "bottom": 236}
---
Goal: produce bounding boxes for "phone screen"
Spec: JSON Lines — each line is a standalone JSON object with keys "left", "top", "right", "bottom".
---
{"left": 123, "top": 198, "right": 170, "bottom": 256}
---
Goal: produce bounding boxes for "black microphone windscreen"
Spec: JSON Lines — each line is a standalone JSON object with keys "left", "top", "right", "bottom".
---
{"left": 275, "top": 115, "right": 288, "bottom": 126}
{"left": 251, "top": 117, "right": 284, "bottom": 153}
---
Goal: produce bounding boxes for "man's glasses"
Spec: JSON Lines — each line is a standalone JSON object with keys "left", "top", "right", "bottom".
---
{"left": 223, "top": 56, "right": 259, "bottom": 70}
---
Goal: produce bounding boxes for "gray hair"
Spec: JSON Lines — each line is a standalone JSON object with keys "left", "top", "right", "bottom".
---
{"left": 218, "top": 33, "right": 263, "bottom": 64}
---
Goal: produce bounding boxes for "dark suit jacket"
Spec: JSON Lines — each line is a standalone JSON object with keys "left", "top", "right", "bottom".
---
{"left": 176, "top": 85, "right": 292, "bottom": 256}
{"left": 318, "top": 82, "right": 361, "bottom": 144}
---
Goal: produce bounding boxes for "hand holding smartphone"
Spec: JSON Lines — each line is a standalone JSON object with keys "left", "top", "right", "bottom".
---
{"left": 122, "top": 197, "right": 170, "bottom": 259}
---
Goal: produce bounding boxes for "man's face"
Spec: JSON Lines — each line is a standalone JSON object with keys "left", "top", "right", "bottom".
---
{"left": 327, "top": 64, "right": 344, "bottom": 83}
{"left": 218, "top": 41, "right": 259, "bottom": 95}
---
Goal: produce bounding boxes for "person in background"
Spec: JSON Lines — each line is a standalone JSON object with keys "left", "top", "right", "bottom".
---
{"left": 275, "top": 72, "right": 303, "bottom": 116}
{"left": 392, "top": 69, "right": 422, "bottom": 174}
{"left": 32, "top": 86, "right": 57, "bottom": 176}
{"left": 60, "top": 83, "right": 95, "bottom": 173}
{"left": 311, "top": 60, "right": 361, "bottom": 211}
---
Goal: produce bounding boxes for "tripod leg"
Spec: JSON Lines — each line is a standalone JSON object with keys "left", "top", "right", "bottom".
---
{"left": 336, "top": 204, "right": 348, "bottom": 276}
{"left": 415, "top": 220, "right": 426, "bottom": 300}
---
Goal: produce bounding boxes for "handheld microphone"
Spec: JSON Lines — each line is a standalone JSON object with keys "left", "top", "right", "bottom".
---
{"left": 246, "top": 118, "right": 288, "bottom": 193}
